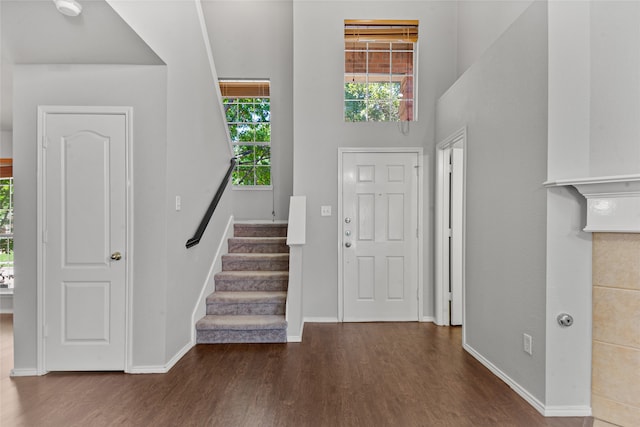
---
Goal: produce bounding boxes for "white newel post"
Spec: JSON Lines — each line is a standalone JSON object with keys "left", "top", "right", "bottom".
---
{"left": 286, "top": 196, "right": 306, "bottom": 342}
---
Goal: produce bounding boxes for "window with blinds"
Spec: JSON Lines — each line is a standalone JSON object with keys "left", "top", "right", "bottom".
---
{"left": 219, "top": 80, "right": 271, "bottom": 187}
{"left": 0, "top": 169, "right": 13, "bottom": 293}
{"left": 344, "top": 20, "right": 418, "bottom": 122}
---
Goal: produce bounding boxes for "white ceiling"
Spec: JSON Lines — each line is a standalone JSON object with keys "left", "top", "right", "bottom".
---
{"left": 1, "top": 0, "right": 165, "bottom": 130}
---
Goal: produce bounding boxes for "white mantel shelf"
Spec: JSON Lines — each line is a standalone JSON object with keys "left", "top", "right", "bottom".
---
{"left": 545, "top": 174, "right": 640, "bottom": 233}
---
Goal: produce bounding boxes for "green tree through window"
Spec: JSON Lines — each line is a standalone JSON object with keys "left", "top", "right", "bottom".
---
{"left": 220, "top": 80, "right": 271, "bottom": 186}
{"left": 344, "top": 81, "right": 402, "bottom": 122}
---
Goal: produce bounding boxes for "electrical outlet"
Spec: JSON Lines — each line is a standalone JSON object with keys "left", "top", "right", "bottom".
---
{"left": 321, "top": 205, "right": 332, "bottom": 216}
{"left": 523, "top": 333, "right": 532, "bottom": 356}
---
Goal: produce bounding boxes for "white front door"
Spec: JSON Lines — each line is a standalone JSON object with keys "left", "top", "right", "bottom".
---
{"left": 40, "top": 109, "right": 128, "bottom": 371}
{"left": 341, "top": 151, "right": 419, "bottom": 321}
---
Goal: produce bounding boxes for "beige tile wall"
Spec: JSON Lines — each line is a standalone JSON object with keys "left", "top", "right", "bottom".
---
{"left": 592, "top": 233, "right": 640, "bottom": 426}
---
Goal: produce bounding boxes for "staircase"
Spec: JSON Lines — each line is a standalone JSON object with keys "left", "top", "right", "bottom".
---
{"left": 196, "top": 223, "right": 289, "bottom": 344}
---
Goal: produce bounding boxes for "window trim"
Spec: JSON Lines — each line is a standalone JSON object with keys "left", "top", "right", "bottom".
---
{"left": 232, "top": 185, "right": 274, "bottom": 191}
{"left": 0, "top": 177, "right": 14, "bottom": 295}
{"left": 219, "top": 79, "right": 272, "bottom": 187}
{"left": 344, "top": 20, "right": 418, "bottom": 123}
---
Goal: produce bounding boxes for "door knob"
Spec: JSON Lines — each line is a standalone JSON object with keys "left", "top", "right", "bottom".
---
{"left": 345, "top": 242, "right": 352, "bottom": 248}
{"left": 345, "top": 217, "right": 351, "bottom": 224}
{"left": 111, "top": 252, "right": 122, "bottom": 261}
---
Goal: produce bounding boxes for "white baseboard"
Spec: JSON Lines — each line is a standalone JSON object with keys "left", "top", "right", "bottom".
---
{"left": 128, "top": 340, "right": 194, "bottom": 374}
{"left": 303, "top": 317, "right": 339, "bottom": 323}
{"left": 287, "top": 321, "right": 305, "bottom": 342}
{"left": 543, "top": 406, "right": 592, "bottom": 417}
{"left": 11, "top": 342, "right": 196, "bottom": 376}
{"left": 303, "top": 317, "right": 434, "bottom": 324}
{"left": 463, "top": 342, "right": 546, "bottom": 416}
{"left": 463, "top": 342, "right": 592, "bottom": 417}
{"left": 128, "top": 366, "right": 168, "bottom": 374}
{"left": 11, "top": 368, "right": 43, "bottom": 377}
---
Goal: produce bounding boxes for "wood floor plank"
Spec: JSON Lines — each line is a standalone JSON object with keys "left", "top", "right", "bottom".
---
{"left": 1, "top": 315, "right": 592, "bottom": 426}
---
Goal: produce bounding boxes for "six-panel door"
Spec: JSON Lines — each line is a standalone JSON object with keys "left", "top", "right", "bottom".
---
{"left": 342, "top": 151, "right": 419, "bottom": 321}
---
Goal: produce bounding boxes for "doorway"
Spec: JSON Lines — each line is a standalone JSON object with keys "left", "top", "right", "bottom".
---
{"left": 435, "top": 128, "right": 466, "bottom": 326}
{"left": 37, "top": 106, "right": 132, "bottom": 372}
{"left": 338, "top": 148, "right": 423, "bottom": 322}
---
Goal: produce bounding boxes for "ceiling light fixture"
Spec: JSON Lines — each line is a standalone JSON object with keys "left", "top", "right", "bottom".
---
{"left": 53, "top": 0, "right": 83, "bottom": 17}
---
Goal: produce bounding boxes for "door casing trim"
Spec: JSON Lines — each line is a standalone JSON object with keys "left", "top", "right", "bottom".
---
{"left": 337, "top": 147, "right": 424, "bottom": 322}
{"left": 435, "top": 127, "right": 467, "bottom": 327}
{"left": 36, "top": 106, "right": 134, "bottom": 374}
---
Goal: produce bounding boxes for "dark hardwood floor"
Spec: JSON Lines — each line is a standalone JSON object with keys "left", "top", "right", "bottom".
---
{"left": 1, "top": 314, "right": 592, "bottom": 427}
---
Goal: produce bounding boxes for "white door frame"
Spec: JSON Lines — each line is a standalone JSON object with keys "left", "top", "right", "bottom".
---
{"left": 337, "top": 147, "right": 424, "bottom": 322}
{"left": 36, "top": 106, "right": 134, "bottom": 374}
{"left": 435, "top": 127, "right": 466, "bottom": 327}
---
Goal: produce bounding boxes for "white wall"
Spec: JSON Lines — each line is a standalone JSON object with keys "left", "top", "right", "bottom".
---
{"left": 13, "top": 64, "right": 169, "bottom": 370}
{"left": 456, "top": 0, "right": 534, "bottom": 77}
{"left": 548, "top": 1, "right": 640, "bottom": 181}
{"left": 293, "top": 0, "right": 458, "bottom": 320}
{"left": 589, "top": 1, "right": 640, "bottom": 177}
{"left": 0, "top": 294, "right": 12, "bottom": 313}
{"left": 547, "top": 0, "right": 590, "bottom": 181}
{"left": 107, "top": 0, "right": 235, "bottom": 363}
{"left": 436, "top": 1, "right": 548, "bottom": 404}
{"left": 1, "top": 0, "right": 164, "bottom": 136}
{"left": 203, "top": 0, "right": 294, "bottom": 221}
{"left": 0, "top": 130, "right": 11, "bottom": 157}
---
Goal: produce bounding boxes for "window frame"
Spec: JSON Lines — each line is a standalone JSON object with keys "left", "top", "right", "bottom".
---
{"left": 344, "top": 20, "right": 418, "bottom": 123}
{"left": 219, "top": 80, "right": 272, "bottom": 189}
{"left": 0, "top": 177, "right": 14, "bottom": 294}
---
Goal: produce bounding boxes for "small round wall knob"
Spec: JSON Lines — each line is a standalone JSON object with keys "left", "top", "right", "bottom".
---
{"left": 557, "top": 313, "right": 574, "bottom": 327}
{"left": 345, "top": 242, "right": 352, "bottom": 248}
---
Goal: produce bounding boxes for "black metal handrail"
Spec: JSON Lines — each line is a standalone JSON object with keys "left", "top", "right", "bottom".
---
{"left": 185, "top": 157, "right": 236, "bottom": 248}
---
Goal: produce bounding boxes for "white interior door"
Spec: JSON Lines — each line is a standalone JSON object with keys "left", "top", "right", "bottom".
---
{"left": 41, "top": 110, "right": 127, "bottom": 371}
{"left": 435, "top": 128, "right": 465, "bottom": 326}
{"left": 450, "top": 148, "right": 464, "bottom": 325}
{"left": 342, "top": 151, "right": 418, "bottom": 321}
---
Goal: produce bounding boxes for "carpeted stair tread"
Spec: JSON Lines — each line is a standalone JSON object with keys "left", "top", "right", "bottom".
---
{"left": 196, "top": 315, "right": 287, "bottom": 331}
{"left": 222, "top": 253, "right": 289, "bottom": 272}
{"left": 223, "top": 253, "right": 289, "bottom": 260}
{"left": 228, "top": 237, "right": 289, "bottom": 254}
{"left": 214, "top": 271, "right": 289, "bottom": 292}
{"left": 234, "top": 223, "right": 288, "bottom": 237}
{"left": 229, "top": 237, "right": 287, "bottom": 243}
{"left": 215, "top": 271, "right": 289, "bottom": 279}
{"left": 206, "top": 291, "right": 287, "bottom": 304}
